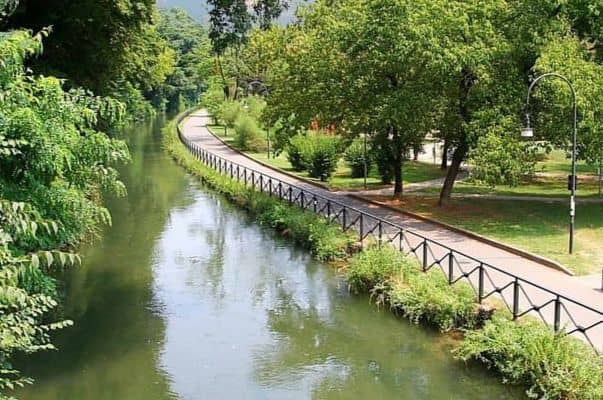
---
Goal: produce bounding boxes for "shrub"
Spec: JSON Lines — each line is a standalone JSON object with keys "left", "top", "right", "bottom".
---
{"left": 389, "top": 270, "right": 478, "bottom": 332}
{"left": 287, "top": 134, "right": 311, "bottom": 171}
{"left": 256, "top": 202, "right": 353, "bottom": 261}
{"left": 371, "top": 134, "right": 395, "bottom": 184}
{"left": 455, "top": 315, "right": 603, "bottom": 399}
{"left": 218, "top": 100, "right": 243, "bottom": 128}
{"left": 346, "top": 246, "right": 413, "bottom": 293}
{"left": 234, "top": 114, "right": 264, "bottom": 151}
{"left": 244, "top": 95, "right": 266, "bottom": 121}
{"left": 302, "top": 134, "right": 342, "bottom": 181}
{"left": 344, "top": 140, "right": 371, "bottom": 178}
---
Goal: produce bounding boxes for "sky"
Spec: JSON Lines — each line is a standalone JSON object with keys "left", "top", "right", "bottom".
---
{"left": 156, "top": 0, "right": 308, "bottom": 24}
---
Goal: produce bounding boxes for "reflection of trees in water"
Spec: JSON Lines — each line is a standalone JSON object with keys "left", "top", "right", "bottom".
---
{"left": 253, "top": 284, "right": 519, "bottom": 400}
{"left": 190, "top": 197, "right": 228, "bottom": 305}
{"left": 17, "top": 116, "right": 189, "bottom": 399}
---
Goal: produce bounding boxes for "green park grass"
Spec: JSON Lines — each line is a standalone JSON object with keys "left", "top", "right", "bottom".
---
{"left": 418, "top": 176, "right": 602, "bottom": 198}
{"left": 537, "top": 149, "right": 600, "bottom": 175}
{"left": 371, "top": 195, "right": 603, "bottom": 275}
{"left": 208, "top": 125, "right": 446, "bottom": 191}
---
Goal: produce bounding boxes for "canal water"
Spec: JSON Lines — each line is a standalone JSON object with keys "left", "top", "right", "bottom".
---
{"left": 17, "top": 117, "right": 523, "bottom": 399}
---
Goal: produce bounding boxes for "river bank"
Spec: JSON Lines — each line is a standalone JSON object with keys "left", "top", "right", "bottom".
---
{"left": 168, "top": 111, "right": 603, "bottom": 400}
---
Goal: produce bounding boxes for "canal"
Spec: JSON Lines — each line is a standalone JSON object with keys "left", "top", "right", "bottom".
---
{"left": 17, "top": 116, "right": 522, "bottom": 399}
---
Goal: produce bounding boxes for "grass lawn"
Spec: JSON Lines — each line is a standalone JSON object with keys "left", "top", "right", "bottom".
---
{"left": 538, "top": 149, "right": 600, "bottom": 175}
{"left": 208, "top": 125, "right": 446, "bottom": 191}
{"left": 370, "top": 196, "right": 603, "bottom": 275}
{"left": 416, "top": 176, "right": 603, "bottom": 199}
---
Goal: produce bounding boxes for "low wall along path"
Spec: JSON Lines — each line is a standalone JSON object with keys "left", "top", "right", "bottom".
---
{"left": 179, "top": 109, "right": 603, "bottom": 352}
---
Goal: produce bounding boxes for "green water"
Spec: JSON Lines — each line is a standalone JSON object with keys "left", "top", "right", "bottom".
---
{"left": 16, "top": 117, "right": 523, "bottom": 399}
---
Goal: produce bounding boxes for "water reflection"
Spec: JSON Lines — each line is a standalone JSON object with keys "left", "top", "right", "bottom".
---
{"left": 154, "top": 188, "right": 523, "bottom": 399}
{"left": 17, "top": 115, "right": 523, "bottom": 400}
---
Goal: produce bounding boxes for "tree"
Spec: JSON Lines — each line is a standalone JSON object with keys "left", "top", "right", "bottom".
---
{"left": 157, "top": 8, "right": 213, "bottom": 110}
{"left": 5, "top": 0, "right": 175, "bottom": 118}
{"left": 207, "top": 0, "right": 289, "bottom": 98}
{"left": 263, "top": 0, "right": 446, "bottom": 197}
{"left": 0, "top": 28, "right": 127, "bottom": 396}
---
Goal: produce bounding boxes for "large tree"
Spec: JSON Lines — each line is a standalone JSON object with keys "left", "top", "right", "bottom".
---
{"left": 5, "top": 0, "right": 174, "bottom": 97}
{"left": 262, "top": 0, "right": 443, "bottom": 197}
{"left": 157, "top": 8, "right": 213, "bottom": 110}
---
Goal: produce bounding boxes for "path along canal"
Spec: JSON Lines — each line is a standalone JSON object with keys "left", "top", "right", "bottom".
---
{"left": 16, "top": 116, "right": 523, "bottom": 399}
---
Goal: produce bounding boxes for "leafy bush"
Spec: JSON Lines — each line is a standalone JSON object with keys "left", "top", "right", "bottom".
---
{"left": 371, "top": 134, "right": 395, "bottom": 184}
{"left": 256, "top": 202, "right": 353, "bottom": 261}
{"left": 286, "top": 134, "right": 311, "bottom": 171}
{"left": 344, "top": 140, "right": 371, "bottom": 178}
{"left": 287, "top": 133, "right": 342, "bottom": 181}
{"left": 389, "top": 270, "right": 478, "bottom": 332}
{"left": 468, "top": 120, "right": 538, "bottom": 187}
{"left": 202, "top": 82, "right": 226, "bottom": 118}
{"left": 303, "top": 134, "right": 342, "bottom": 181}
{"left": 455, "top": 315, "right": 603, "bottom": 399}
{"left": 243, "top": 95, "right": 266, "bottom": 121}
{"left": 218, "top": 100, "right": 243, "bottom": 128}
{"left": 346, "top": 246, "right": 413, "bottom": 293}
{"left": 234, "top": 114, "right": 264, "bottom": 151}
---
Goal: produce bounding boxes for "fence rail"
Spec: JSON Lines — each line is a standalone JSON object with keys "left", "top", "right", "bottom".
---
{"left": 177, "top": 111, "right": 603, "bottom": 352}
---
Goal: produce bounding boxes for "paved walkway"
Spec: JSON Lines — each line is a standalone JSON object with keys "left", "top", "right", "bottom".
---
{"left": 181, "top": 110, "right": 603, "bottom": 351}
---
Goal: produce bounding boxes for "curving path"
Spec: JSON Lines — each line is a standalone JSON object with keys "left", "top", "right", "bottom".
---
{"left": 180, "top": 109, "right": 603, "bottom": 351}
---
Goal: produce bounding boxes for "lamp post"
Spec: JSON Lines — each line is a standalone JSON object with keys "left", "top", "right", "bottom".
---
{"left": 244, "top": 80, "right": 271, "bottom": 159}
{"left": 522, "top": 73, "right": 578, "bottom": 254}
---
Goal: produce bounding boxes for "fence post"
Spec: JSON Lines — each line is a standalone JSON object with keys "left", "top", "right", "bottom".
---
{"left": 313, "top": 196, "right": 317, "bottom": 213}
{"left": 448, "top": 252, "right": 454, "bottom": 284}
{"left": 399, "top": 229, "right": 403, "bottom": 252}
{"left": 278, "top": 182, "right": 282, "bottom": 199}
{"left": 268, "top": 178, "right": 272, "bottom": 196}
{"left": 288, "top": 187, "right": 293, "bottom": 204}
{"left": 378, "top": 221, "right": 383, "bottom": 247}
{"left": 244, "top": 169, "right": 247, "bottom": 186}
{"left": 342, "top": 207, "right": 347, "bottom": 230}
{"left": 300, "top": 191, "right": 305, "bottom": 209}
{"left": 359, "top": 214, "right": 364, "bottom": 248}
{"left": 422, "top": 240, "right": 428, "bottom": 271}
{"left": 478, "top": 263, "right": 484, "bottom": 304}
{"left": 512, "top": 278, "right": 520, "bottom": 320}
{"left": 554, "top": 296, "right": 561, "bottom": 332}
{"left": 259, "top": 175, "right": 263, "bottom": 193}
{"left": 327, "top": 200, "right": 331, "bottom": 219}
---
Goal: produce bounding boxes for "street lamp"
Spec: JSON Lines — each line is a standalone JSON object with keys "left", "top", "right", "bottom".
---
{"left": 522, "top": 72, "right": 578, "bottom": 254}
{"left": 244, "top": 80, "right": 271, "bottom": 159}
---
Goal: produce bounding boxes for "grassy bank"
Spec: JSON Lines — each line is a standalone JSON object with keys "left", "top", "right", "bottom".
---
{"left": 165, "top": 114, "right": 603, "bottom": 400}
{"left": 368, "top": 196, "right": 603, "bottom": 275}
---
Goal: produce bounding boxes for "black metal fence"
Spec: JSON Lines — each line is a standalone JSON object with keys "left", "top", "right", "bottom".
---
{"left": 177, "top": 111, "right": 603, "bottom": 353}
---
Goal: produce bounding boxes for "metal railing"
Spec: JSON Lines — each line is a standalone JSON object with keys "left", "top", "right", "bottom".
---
{"left": 177, "top": 112, "right": 603, "bottom": 352}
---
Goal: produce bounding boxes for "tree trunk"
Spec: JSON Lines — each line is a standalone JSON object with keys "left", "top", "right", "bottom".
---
{"left": 438, "top": 141, "right": 467, "bottom": 206}
{"left": 216, "top": 55, "right": 229, "bottom": 100}
{"left": 393, "top": 127, "right": 404, "bottom": 199}
{"left": 439, "top": 67, "right": 474, "bottom": 206}
{"left": 440, "top": 140, "right": 449, "bottom": 170}
{"left": 599, "top": 162, "right": 602, "bottom": 197}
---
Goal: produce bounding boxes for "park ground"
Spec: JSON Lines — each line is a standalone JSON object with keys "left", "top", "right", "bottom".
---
{"left": 209, "top": 125, "right": 603, "bottom": 275}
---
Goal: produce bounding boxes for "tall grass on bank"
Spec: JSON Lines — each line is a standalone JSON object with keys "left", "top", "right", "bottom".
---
{"left": 345, "top": 246, "right": 479, "bottom": 332}
{"left": 163, "top": 118, "right": 354, "bottom": 261}
{"left": 166, "top": 113, "right": 603, "bottom": 400}
{"left": 456, "top": 315, "right": 603, "bottom": 400}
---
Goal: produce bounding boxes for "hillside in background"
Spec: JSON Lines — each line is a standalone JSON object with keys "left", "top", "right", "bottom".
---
{"left": 156, "top": 0, "right": 308, "bottom": 24}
